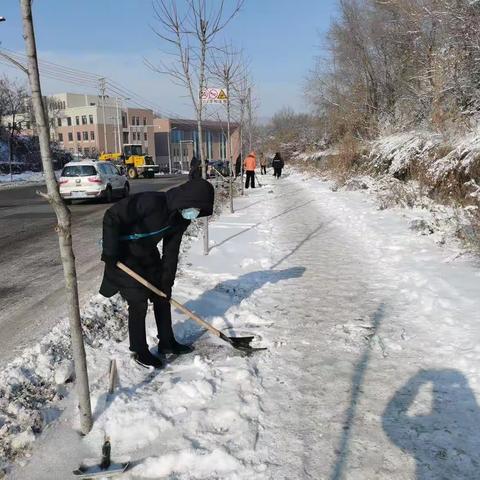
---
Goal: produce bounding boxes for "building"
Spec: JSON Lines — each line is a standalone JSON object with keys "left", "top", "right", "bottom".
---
{"left": 2, "top": 93, "right": 156, "bottom": 159}
{"left": 154, "top": 118, "right": 241, "bottom": 171}
{"left": 50, "top": 93, "right": 155, "bottom": 159}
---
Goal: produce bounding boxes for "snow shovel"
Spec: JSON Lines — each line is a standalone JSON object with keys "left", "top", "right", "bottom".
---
{"left": 117, "top": 262, "right": 266, "bottom": 353}
{"left": 73, "top": 359, "right": 130, "bottom": 478}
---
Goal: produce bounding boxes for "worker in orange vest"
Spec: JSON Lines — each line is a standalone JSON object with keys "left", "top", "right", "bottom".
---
{"left": 244, "top": 152, "right": 256, "bottom": 189}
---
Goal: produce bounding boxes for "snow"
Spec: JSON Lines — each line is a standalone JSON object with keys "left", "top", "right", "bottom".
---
{"left": 0, "top": 171, "right": 47, "bottom": 188}
{"left": 5, "top": 169, "right": 480, "bottom": 479}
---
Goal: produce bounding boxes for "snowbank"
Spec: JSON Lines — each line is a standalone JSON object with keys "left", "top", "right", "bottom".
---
{"left": 0, "top": 171, "right": 46, "bottom": 188}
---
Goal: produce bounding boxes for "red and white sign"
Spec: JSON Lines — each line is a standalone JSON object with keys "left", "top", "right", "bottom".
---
{"left": 201, "top": 88, "right": 228, "bottom": 104}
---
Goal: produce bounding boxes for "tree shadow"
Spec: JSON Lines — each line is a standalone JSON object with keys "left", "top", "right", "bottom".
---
{"left": 330, "top": 304, "right": 385, "bottom": 480}
{"left": 174, "top": 266, "right": 306, "bottom": 343}
{"left": 382, "top": 369, "right": 480, "bottom": 479}
{"left": 234, "top": 187, "right": 306, "bottom": 212}
{"left": 210, "top": 199, "right": 315, "bottom": 250}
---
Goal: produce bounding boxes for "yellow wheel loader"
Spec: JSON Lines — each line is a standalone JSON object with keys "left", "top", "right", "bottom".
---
{"left": 99, "top": 144, "right": 159, "bottom": 179}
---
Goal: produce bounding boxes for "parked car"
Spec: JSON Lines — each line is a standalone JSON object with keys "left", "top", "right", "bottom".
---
{"left": 58, "top": 160, "right": 129, "bottom": 204}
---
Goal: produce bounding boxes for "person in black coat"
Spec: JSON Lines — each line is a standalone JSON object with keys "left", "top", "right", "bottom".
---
{"left": 100, "top": 178, "right": 214, "bottom": 368}
{"left": 234, "top": 154, "right": 242, "bottom": 178}
{"left": 189, "top": 155, "right": 201, "bottom": 180}
{"left": 272, "top": 152, "right": 285, "bottom": 179}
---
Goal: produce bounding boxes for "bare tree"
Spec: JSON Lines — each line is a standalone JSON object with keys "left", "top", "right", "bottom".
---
{"left": 149, "top": 0, "right": 244, "bottom": 254}
{"left": 209, "top": 45, "right": 245, "bottom": 212}
{"left": 0, "top": 77, "right": 27, "bottom": 181}
{"left": 19, "top": 0, "right": 92, "bottom": 434}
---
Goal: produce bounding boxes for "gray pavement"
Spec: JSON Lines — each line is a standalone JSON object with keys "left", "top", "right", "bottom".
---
{"left": 0, "top": 175, "right": 186, "bottom": 367}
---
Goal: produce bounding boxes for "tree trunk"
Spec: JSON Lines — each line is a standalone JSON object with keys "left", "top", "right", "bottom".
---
{"left": 19, "top": 0, "right": 93, "bottom": 435}
{"left": 226, "top": 83, "right": 234, "bottom": 214}
{"left": 197, "top": 39, "right": 209, "bottom": 256}
{"left": 9, "top": 132, "right": 13, "bottom": 182}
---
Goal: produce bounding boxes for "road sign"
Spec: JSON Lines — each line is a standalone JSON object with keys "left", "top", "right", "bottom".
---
{"left": 201, "top": 88, "right": 228, "bottom": 104}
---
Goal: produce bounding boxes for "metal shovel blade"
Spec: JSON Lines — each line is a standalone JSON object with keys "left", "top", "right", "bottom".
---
{"left": 220, "top": 333, "right": 267, "bottom": 352}
{"left": 73, "top": 461, "right": 130, "bottom": 478}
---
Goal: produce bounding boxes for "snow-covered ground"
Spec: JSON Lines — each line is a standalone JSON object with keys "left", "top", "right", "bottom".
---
{"left": 6, "top": 169, "right": 480, "bottom": 479}
{"left": 0, "top": 171, "right": 47, "bottom": 189}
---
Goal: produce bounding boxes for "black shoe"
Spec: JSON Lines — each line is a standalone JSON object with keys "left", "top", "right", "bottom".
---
{"left": 132, "top": 350, "right": 163, "bottom": 369}
{"left": 158, "top": 342, "right": 194, "bottom": 355}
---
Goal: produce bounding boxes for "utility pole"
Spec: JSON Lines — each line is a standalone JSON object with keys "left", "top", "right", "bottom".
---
{"left": 98, "top": 77, "right": 108, "bottom": 153}
{"left": 19, "top": 0, "right": 92, "bottom": 434}
{"left": 240, "top": 96, "right": 246, "bottom": 196}
{"left": 115, "top": 97, "right": 122, "bottom": 153}
{"left": 247, "top": 87, "right": 252, "bottom": 152}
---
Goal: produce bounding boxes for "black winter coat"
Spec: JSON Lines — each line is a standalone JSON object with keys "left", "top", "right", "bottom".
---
{"left": 272, "top": 158, "right": 284, "bottom": 169}
{"left": 99, "top": 179, "right": 214, "bottom": 301}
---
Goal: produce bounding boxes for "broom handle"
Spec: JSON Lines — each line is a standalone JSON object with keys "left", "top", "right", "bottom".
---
{"left": 116, "top": 262, "right": 223, "bottom": 339}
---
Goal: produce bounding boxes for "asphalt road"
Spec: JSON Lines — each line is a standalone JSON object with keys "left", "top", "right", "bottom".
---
{"left": 0, "top": 175, "right": 186, "bottom": 367}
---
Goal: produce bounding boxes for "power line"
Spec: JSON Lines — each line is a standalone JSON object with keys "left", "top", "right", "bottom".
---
{"left": 0, "top": 48, "right": 194, "bottom": 121}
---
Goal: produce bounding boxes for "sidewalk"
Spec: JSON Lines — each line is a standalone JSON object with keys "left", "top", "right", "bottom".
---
{"left": 10, "top": 170, "right": 480, "bottom": 479}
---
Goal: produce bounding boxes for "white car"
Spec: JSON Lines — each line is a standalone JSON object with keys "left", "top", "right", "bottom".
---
{"left": 59, "top": 160, "right": 129, "bottom": 204}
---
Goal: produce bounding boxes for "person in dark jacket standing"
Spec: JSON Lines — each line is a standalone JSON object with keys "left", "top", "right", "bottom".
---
{"left": 234, "top": 154, "right": 242, "bottom": 178}
{"left": 189, "top": 155, "right": 201, "bottom": 180}
{"left": 272, "top": 152, "right": 284, "bottom": 179}
{"left": 99, "top": 178, "right": 214, "bottom": 368}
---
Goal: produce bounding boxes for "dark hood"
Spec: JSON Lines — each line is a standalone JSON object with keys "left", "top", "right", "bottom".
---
{"left": 166, "top": 178, "right": 215, "bottom": 217}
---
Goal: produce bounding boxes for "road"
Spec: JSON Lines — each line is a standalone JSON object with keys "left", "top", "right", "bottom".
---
{"left": 0, "top": 175, "right": 186, "bottom": 367}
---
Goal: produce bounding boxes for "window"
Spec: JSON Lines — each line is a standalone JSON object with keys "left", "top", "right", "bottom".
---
{"left": 83, "top": 131, "right": 89, "bottom": 141}
{"left": 89, "top": 114, "right": 94, "bottom": 124}
{"left": 123, "top": 132, "right": 129, "bottom": 143}
{"left": 75, "top": 116, "right": 80, "bottom": 125}
{"left": 67, "top": 117, "right": 72, "bottom": 126}
{"left": 220, "top": 132, "right": 227, "bottom": 160}
{"left": 57, "top": 118, "right": 62, "bottom": 127}
{"left": 61, "top": 165, "right": 97, "bottom": 177}
{"left": 143, "top": 117, "right": 147, "bottom": 125}
{"left": 58, "top": 133, "right": 64, "bottom": 142}
{"left": 144, "top": 132, "right": 147, "bottom": 141}
{"left": 83, "top": 147, "right": 90, "bottom": 157}
{"left": 77, "top": 131, "right": 81, "bottom": 141}
{"left": 68, "top": 132, "right": 73, "bottom": 142}
{"left": 81, "top": 115, "right": 87, "bottom": 125}
{"left": 108, "top": 164, "right": 118, "bottom": 175}
{"left": 131, "top": 116, "right": 135, "bottom": 126}
{"left": 90, "top": 131, "right": 95, "bottom": 141}
{"left": 122, "top": 115, "right": 127, "bottom": 128}
{"left": 206, "top": 130, "right": 213, "bottom": 159}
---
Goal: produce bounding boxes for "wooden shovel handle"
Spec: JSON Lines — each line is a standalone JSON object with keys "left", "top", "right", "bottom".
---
{"left": 116, "top": 262, "right": 223, "bottom": 339}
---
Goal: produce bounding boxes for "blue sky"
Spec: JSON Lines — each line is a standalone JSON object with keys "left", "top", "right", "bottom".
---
{"left": 0, "top": 0, "right": 338, "bottom": 119}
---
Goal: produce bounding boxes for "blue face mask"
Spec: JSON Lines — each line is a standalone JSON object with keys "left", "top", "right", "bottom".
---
{"left": 181, "top": 207, "right": 200, "bottom": 220}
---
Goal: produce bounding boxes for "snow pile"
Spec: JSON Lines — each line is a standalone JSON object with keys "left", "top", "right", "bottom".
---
{"left": 0, "top": 295, "right": 128, "bottom": 472}
{"left": 0, "top": 171, "right": 46, "bottom": 187}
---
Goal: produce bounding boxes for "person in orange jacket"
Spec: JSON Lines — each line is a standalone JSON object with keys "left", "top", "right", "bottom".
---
{"left": 244, "top": 152, "right": 256, "bottom": 189}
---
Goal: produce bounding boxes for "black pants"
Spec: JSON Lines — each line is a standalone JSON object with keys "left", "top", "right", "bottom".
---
{"left": 261, "top": 165, "right": 266, "bottom": 174}
{"left": 274, "top": 167, "right": 282, "bottom": 178}
{"left": 245, "top": 170, "right": 255, "bottom": 188}
{"left": 127, "top": 297, "right": 176, "bottom": 353}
